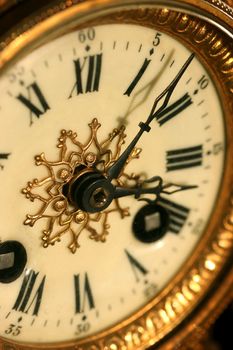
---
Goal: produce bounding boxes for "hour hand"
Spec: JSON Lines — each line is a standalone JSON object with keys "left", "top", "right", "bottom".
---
{"left": 161, "top": 183, "right": 198, "bottom": 195}
{"left": 114, "top": 176, "right": 163, "bottom": 200}
{"left": 114, "top": 177, "right": 198, "bottom": 202}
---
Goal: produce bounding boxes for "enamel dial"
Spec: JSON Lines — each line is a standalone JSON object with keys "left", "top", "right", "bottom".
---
{"left": 0, "top": 16, "right": 227, "bottom": 347}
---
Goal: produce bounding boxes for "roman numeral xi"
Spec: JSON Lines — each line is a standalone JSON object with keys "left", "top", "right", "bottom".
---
{"left": 16, "top": 82, "right": 50, "bottom": 122}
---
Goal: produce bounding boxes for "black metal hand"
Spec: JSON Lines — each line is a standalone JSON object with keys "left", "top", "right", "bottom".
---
{"left": 161, "top": 183, "right": 198, "bottom": 195}
{"left": 107, "top": 53, "right": 195, "bottom": 181}
{"left": 114, "top": 176, "right": 163, "bottom": 199}
{"left": 113, "top": 177, "right": 198, "bottom": 202}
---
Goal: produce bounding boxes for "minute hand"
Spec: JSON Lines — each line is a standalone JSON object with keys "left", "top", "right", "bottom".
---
{"left": 107, "top": 53, "right": 195, "bottom": 181}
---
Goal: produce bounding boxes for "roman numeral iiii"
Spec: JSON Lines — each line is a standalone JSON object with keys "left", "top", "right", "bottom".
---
{"left": 166, "top": 145, "right": 203, "bottom": 171}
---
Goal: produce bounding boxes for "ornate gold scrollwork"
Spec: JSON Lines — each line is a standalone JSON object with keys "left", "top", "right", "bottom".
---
{"left": 22, "top": 119, "right": 142, "bottom": 253}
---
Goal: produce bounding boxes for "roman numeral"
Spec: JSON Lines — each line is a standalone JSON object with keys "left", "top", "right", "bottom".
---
{"left": 158, "top": 198, "right": 190, "bottom": 234}
{"left": 74, "top": 273, "right": 95, "bottom": 314}
{"left": 156, "top": 93, "right": 192, "bottom": 126}
{"left": 0, "top": 153, "right": 11, "bottom": 170}
{"left": 16, "top": 82, "right": 50, "bottom": 122}
{"left": 166, "top": 145, "right": 203, "bottom": 171}
{"left": 125, "top": 249, "right": 148, "bottom": 282}
{"left": 69, "top": 54, "right": 102, "bottom": 97}
{"left": 124, "top": 58, "right": 151, "bottom": 96}
{"left": 13, "top": 269, "right": 46, "bottom": 316}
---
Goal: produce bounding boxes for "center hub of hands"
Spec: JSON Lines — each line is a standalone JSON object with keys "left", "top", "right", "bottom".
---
{"left": 69, "top": 171, "right": 115, "bottom": 213}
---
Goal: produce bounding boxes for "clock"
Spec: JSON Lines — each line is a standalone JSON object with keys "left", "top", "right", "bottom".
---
{"left": 0, "top": 1, "right": 232, "bottom": 349}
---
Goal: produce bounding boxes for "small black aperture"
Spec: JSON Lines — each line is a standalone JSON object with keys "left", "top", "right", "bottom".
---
{"left": 133, "top": 204, "right": 169, "bottom": 243}
{"left": 0, "top": 241, "right": 27, "bottom": 284}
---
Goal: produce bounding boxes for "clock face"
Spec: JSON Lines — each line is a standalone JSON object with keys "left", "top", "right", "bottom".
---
{"left": 0, "top": 23, "right": 225, "bottom": 344}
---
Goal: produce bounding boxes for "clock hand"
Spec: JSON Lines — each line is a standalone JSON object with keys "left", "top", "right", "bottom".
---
{"left": 107, "top": 53, "right": 195, "bottom": 181}
{"left": 160, "top": 182, "right": 198, "bottom": 195}
{"left": 114, "top": 176, "right": 198, "bottom": 200}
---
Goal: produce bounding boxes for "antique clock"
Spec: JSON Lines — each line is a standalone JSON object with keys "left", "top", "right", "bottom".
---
{"left": 0, "top": 0, "right": 232, "bottom": 349}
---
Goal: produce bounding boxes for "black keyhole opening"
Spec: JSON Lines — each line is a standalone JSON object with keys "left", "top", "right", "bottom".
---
{"left": 0, "top": 241, "right": 27, "bottom": 284}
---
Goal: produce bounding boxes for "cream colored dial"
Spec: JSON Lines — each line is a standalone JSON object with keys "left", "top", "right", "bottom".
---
{"left": 0, "top": 23, "right": 225, "bottom": 343}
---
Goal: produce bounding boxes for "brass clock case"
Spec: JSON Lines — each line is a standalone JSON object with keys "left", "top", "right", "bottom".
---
{"left": 0, "top": 1, "right": 232, "bottom": 349}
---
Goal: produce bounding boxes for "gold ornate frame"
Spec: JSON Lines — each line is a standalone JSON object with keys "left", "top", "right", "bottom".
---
{"left": 0, "top": 1, "right": 233, "bottom": 349}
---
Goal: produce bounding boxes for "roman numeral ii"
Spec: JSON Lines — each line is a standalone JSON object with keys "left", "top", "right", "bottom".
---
{"left": 156, "top": 93, "right": 192, "bottom": 126}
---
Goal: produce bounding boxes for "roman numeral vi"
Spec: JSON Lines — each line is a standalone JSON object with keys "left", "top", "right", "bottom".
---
{"left": 74, "top": 273, "right": 95, "bottom": 314}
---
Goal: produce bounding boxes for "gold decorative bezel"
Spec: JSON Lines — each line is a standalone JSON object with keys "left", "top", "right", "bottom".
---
{"left": 0, "top": 1, "right": 232, "bottom": 349}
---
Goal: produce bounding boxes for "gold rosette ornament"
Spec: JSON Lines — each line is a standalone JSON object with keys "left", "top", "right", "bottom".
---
{"left": 22, "top": 118, "right": 142, "bottom": 253}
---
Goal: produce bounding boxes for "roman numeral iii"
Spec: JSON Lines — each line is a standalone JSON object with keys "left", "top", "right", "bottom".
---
{"left": 166, "top": 145, "right": 203, "bottom": 171}
{"left": 69, "top": 54, "right": 102, "bottom": 97}
{"left": 12, "top": 269, "right": 46, "bottom": 316}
